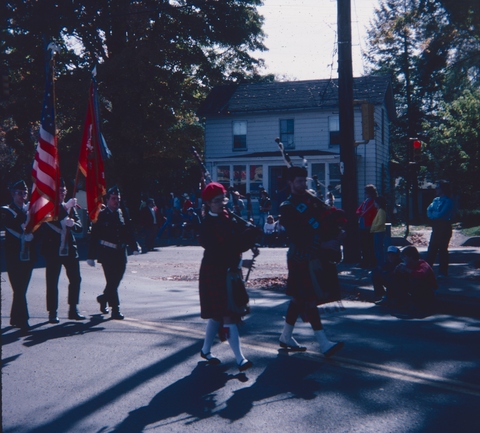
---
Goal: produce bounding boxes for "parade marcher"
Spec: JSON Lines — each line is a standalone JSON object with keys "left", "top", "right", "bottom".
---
{"left": 278, "top": 166, "right": 345, "bottom": 357}
{"left": 40, "top": 179, "right": 85, "bottom": 323}
{"left": 426, "top": 181, "right": 455, "bottom": 278}
{"left": 198, "top": 182, "right": 261, "bottom": 371}
{"left": 1, "top": 181, "right": 35, "bottom": 332}
{"left": 87, "top": 186, "right": 141, "bottom": 320}
{"left": 356, "top": 184, "right": 378, "bottom": 268}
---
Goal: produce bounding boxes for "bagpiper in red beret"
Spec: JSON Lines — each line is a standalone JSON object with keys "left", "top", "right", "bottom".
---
{"left": 201, "top": 182, "right": 227, "bottom": 202}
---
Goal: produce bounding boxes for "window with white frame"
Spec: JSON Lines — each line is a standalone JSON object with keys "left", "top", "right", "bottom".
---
{"left": 329, "top": 115, "right": 340, "bottom": 146}
{"left": 233, "top": 120, "right": 247, "bottom": 150}
{"left": 280, "top": 119, "right": 294, "bottom": 149}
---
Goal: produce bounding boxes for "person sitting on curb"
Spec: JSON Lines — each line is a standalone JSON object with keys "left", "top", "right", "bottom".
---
{"left": 390, "top": 246, "right": 438, "bottom": 317}
{"left": 372, "top": 245, "right": 402, "bottom": 304}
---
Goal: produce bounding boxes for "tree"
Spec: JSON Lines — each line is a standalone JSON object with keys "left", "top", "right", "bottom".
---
{"left": 364, "top": 0, "right": 480, "bottom": 212}
{"left": 424, "top": 89, "right": 480, "bottom": 208}
{"left": 1, "top": 0, "right": 268, "bottom": 206}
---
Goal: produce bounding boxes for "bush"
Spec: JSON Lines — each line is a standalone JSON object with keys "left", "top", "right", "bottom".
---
{"left": 457, "top": 209, "right": 480, "bottom": 228}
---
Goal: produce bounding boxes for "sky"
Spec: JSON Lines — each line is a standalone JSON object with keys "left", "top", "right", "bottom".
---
{"left": 252, "top": 0, "right": 381, "bottom": 81}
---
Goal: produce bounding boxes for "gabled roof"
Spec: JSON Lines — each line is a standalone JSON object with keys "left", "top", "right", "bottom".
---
{"left": 198, "top": 75, "right": 395, "bottom": 119}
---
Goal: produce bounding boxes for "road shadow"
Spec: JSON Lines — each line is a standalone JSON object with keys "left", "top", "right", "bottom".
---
{"left": 111, "top": 362, "right": 242, "bottom": 433}
{"left": 22, "top": 342, "right": 203, "bottom": 433}
{"left": 219, "top": 352, "right": 322, "bottom": 421}
{"left": 21, "top": 315, "right": 106, "bottom": 347}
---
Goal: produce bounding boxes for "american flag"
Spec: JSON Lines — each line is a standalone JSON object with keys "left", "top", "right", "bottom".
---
{"left": 78, "top": 73, "right": 111, "bottom": 223}
{"left": 26, "top": 43, "right": 61, "bottom": 232}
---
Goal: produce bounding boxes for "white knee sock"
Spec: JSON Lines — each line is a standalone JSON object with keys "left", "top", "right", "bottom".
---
{"left": 314, "top": 329, "right": 336, "bottom": 353}
{"left": 280, "top": 322, "right": 302, "bottom": 346}
{"left": 201, "top": 319, "right": 220, "bottom": 355}
{"left": 225, "top": 323, "right": 246, "bottom": 364}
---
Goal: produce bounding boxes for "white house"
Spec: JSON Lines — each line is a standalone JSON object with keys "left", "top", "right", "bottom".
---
{"left": 197, "top": 75, "right": 395, "bottom": 215}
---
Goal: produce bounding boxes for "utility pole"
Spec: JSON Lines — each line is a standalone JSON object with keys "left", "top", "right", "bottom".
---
{"left": 338, "top": 0, "right": 359, "bottom": 263}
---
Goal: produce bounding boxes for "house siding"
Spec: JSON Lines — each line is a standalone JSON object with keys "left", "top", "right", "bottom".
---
{"left": 199, "top": 76, "right": 395, "bottom": 218}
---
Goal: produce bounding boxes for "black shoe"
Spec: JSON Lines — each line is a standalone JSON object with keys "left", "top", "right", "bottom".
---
{"left": 48, "top": 312, "right": 60, "bottom": 324}
{"left": 111, "top": 311, "right": 124, "bottom": 320}
{"left": 279, "top": 340, "right": 307, "bottom": 352}
{"left": 68, "top": 308, "right": 86, "bottom": 320}
{"left": 238, "top": 359, "right": 253, "bottom": 372}
{"left": 97, "top": 295, "right": 109, "bottom": 314}
{"left": 19, "top": 323, "right": 31, "bottom": 335}
{"left": 375, "top": 296, "right": 390, "bottom": 306}
{"left": 200, "top": 351, "right": 221, "bottom": 365}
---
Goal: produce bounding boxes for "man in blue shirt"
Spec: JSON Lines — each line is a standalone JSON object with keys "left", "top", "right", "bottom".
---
{"left": 426, "top": 180, "right": 455, "bottom": 277}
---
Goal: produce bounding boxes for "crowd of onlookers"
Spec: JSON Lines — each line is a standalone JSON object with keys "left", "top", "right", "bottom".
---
{"left": 134, "top": 189, "right": 289, "bottom": 249}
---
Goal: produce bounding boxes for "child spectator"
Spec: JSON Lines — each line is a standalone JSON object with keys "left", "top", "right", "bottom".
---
{"left": 263, "top": 215, "right": 276, "bottom": 247}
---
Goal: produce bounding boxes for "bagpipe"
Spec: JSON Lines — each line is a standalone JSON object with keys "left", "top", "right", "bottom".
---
{"left": 191, "top": 146, "right": 260, "bottom": 283}
{"left": 275, "top": 138, "right": 331, "bottom": 213}
{"left": 274, "top": 138, "right": 346, "bottom": 309}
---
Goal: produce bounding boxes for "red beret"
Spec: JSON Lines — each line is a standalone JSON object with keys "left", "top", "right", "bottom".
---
{"left": 202, "top": 182, "right": 226, "bottom": 202}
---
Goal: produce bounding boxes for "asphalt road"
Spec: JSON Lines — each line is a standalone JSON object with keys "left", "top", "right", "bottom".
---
{"left": 2, "top": 246, "right": 480, "bottom": 433}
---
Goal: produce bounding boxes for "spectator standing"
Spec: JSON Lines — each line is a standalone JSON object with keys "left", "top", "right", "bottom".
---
{"left": 274, "top": 216, "right": 287, "bottom": 247}
{"left": 0, "top": 180, "right": 35, "bottom": 333}
{"left": 370, "top": 196, "right": 387, "bottom": 268}
{"left": 140, "top": 198, "right": 165, "bottom": 251}
{"left": 87, "top": 186, "right": 141, "bottom": 320}
{"left": 258, "top": 189, "right": 272, "bottom": 228}
{"left": 426, "top": 181, "right": 455, "bottom": 278}
{"left": 356, "top": 184, "right": 378, "bottom": 268}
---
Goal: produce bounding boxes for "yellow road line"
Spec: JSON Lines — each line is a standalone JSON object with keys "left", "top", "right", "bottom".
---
{"left": 124, "top": 317, "right": 480, "bottom": 398}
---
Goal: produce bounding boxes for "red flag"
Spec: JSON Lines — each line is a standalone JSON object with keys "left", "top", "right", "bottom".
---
{"left": 78, "top": 77, "right": 109, "bottom": 223}
{"left": 26, "top": 43, "right": 60, "bottom": 233}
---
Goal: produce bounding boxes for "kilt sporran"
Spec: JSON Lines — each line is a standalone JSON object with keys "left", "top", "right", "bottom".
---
{"left": 226, "top": 269, "right": 250, "bottom": 316}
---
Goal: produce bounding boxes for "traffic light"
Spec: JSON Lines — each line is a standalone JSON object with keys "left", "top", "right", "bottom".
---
{"left": 412, "top": 139, "right": 422, "bottom": 163}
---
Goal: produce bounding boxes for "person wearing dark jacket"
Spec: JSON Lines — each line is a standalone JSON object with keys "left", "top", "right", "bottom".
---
{"left": 87, "top": 186, "right": 141, "bottom": 320}
{"left": 1, "top": 180, "right": 35, "bottom": 332}
{"left": 40, "top": 180, "right": 85, "bottom": 323}
{"left": 278, "top": 166, "right": 344, "bottom": 357}
{"left": 140, "top": 198, "right": 165, "bottom": 251}
{"left": 372, "top": 245, "right": 402, "bottom": 304}
{"left": 198, "top": 182, "right": 261, "bottom": 371}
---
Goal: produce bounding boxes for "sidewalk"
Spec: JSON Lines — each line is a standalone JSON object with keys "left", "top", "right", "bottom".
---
{"left": 336, "top": 244, "right": 480, "bottom": 318}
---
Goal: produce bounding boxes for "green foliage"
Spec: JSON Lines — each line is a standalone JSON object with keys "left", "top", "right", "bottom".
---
{"left": 424, "top": 89, "right": 480, "bottom": 208}
{"left": 365, "top": 0, "right": 480, "bottom": 210}
{"left": 1, "top": 0, "right": 268, "bottom": 206}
